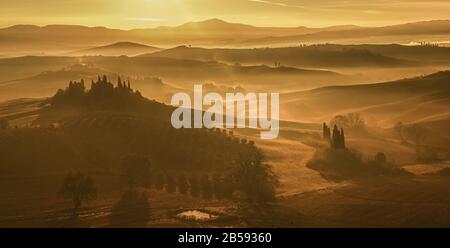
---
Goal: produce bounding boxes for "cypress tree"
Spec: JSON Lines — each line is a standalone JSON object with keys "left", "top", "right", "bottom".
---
{"left": 331, "top": 125, "right": 339, "bottom": 149}
{"left": 177, "top": 174, "right": 189, "bottom": 195}
{"left": 323, "top": 123, "right": 330, "bottom": 140}
{"left": 189, "top": 175, "right": 200, "bottom": 197}
{"left": 117, "top": 76, "right": 122, "bottom": 88}
{"left": 165, "top": 174, "right": 176, "bottom": 193}
{"left": 340, "top": 128, "right": 346, "bottom": 149}
{"left": 323, "top": 123, "right": 326, "bottom": 139}
{"left": 200, "top": 174, "right": 212, "bottom": 200}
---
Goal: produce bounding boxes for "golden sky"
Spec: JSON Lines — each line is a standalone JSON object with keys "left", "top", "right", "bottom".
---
{"left": 1, "top": 0, "right": 449, "bottom": 29}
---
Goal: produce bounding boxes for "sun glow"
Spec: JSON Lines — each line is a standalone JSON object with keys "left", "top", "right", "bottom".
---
{"left": 1, "top": 0, "right": 449, "bottom": 29}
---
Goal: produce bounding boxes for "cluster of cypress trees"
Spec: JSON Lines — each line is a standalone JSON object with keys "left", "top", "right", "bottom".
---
{"left": 51, "top": 75, "right": 143, "bottom": 108}
{"left": 323, "top": 123, "right": 346, "bottom": 149}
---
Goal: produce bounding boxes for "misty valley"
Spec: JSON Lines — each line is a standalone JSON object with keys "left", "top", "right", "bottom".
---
{"left": 0, "top": 18, "right": 450, "bottom": 228}
{"left": 170, "top": 84, "right": 279, "bottom": 139}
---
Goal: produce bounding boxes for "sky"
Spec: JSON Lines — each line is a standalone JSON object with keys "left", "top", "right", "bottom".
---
{"left": 1, "top": 0, "right": 449, "bottom": 29}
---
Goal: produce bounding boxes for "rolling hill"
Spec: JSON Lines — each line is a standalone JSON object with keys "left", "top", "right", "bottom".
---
{"left": 76, "top": 55, "right": 344, "bottom": 90}
{"left": 0, "top": 55, "right": 347, "bottom": 102}
{"left": 144, "top": 45, "right": 417, "bottom": 68}
{"left": 0, "top": 63, "right": 176, "bottom": 102}
{"left": 69, "top": 41, "right": 161, "bottom": 56}
{"left": 281, "top": 71, "right": 450, "bottom": 125}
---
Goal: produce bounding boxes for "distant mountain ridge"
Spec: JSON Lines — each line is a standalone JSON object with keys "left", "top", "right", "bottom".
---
{"left": 245, "top": 20, "right": 450, "bottom": 45}
{"left": 1, "top": 19, "right": 449, "bottom": 55}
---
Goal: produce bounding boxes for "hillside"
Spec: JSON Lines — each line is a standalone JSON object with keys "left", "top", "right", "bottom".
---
{"left": 282, "top": 71, "right": 450, "bottom": 124}
{"left": 69, "top": 42, "right": 161, "bottom": 56}
{"left": 0, "top": 55, "right": 347, "bottom": 102}
{"left": 0, "top": 56, "right": 78, "bottom": 81}
{"left": 0, "top": 63, "right": 177, "bottom": 103}
{"left": 145, "top": 45, "right": 416, "bottom": 68}
{"left": 78, "top": 55, "right": 343, "bottom": 90}
{"left": 1, "top": 76, "right": 261, "bottom": 175}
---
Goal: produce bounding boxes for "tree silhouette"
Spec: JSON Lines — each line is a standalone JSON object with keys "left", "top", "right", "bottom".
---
{"left": 374, "top": 152, "right": 387, "bottom": 165}
{"left": 154, "top": 172, "right": 165, "bottom": 190}
{"left": 165, "top": 174, "right": 176, "bottom": 193}
{"left": 121, "top": 154, "right": 151, "bottom": 189}
{"left": 330, "top": 113, "right": 365, "bottom": 131}
{"left": 117, "top": 76, "right": 123, "bottom": 88}
{"left": 231, "top": 157, "right": 278, "bottom": 204}
{"left": 177, "top": 174, "right": 189, "bottom": 195}
{"left": 322, "top": 122, "right": 330, "bottom": 140}
{"left": 189, "top": 175, "right": 200, "bottom": 197}
{"left": 330, "top": 125, "right": 346, "bottom": 149}
{"left": 60, "top": 172, "right": 97, "bottom": 215}
{"left": 212, "top": 173, "right": 224, "bottom": 199}
{"left": 110, "top": 189, "right": 149, "bottom": 227}
{"left": 200, "top": 174, "right": 213, "bottom": 200}
{"left": 340, "top": 128, "right": 346, "bottom": 149}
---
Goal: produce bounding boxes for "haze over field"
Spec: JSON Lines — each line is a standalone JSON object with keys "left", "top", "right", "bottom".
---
{"left": 1, "top": 1, "right": 450, "bottom": 228}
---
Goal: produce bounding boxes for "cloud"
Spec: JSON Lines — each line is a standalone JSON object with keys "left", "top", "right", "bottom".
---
{"left": 127, "top": 17, "right": 166, "bottom": 22}
{"left": 247, "top": 0, "right": 305, "bottom": 8}
{"left": 363, "top": 10, "right": 381, "bottom": 14}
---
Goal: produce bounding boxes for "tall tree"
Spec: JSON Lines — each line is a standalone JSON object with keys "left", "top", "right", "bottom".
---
{"left": 323, "top": 123, "right": 330, "bottom": 140}
{"left": 121, "top": 154, "right": 151, "bottom": 189}
{"left": 212, "top": 174, "right": 223, "bottom": 199}
{"left": 340, "top": 128, "right": 346, "bottom": 149}
{"left": 165, "top": 174, "right": 176, "bottom": 193}
{"left": 177, "top": 174, "right": 189, "bottom": 195}
{"left": 117, "top": 76, "right": 123, "bottom": 88}
{"left": 200, "top": 174, "right": 213, "bottom": 200}
{"left": 154, "top": 172, "right": 165, "bottom": 190}
{"left": 231, "top": 157, "right": 278, "bottom": 204}
{"left": 189, "top": 175, "right": 200, "bottom": 197}
{"left": 60, "top": 172, "right": 97, "bottom": 215}
{"left": 331, "top": 125, "right": 340, "bottom": 149}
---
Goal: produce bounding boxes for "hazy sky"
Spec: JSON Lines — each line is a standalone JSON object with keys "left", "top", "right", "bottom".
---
{"left": 1, "top": 0, "right": 449, "bottom": 29}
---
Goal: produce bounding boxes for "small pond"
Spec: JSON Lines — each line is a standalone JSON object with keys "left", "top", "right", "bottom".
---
{"left": 176, "top": 210, "right": 218, "bottom": 221}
